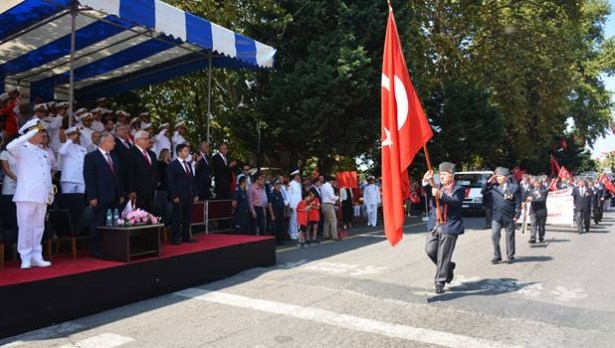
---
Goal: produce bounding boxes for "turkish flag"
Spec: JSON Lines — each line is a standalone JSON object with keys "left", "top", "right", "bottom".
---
{"left": 381, "top": 5, "right": 433, "bottom": 246}
{"left": 599, "top": 174, "right": 615, "bottom": 194}
{"left": 558, "top": 166, "right": 572, "bottom": 179}
{"left": 548, "top": 178, "right": 559, "bottom": 191}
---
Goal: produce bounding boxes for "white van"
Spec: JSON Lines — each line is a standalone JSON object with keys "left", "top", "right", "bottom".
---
{"left": 455, "top": 171, "right": 493, "bottom": 213}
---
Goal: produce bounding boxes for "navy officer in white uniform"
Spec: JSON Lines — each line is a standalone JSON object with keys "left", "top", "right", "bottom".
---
{"left": 58, "top": 126, "right": 87, "bottom": 194}
{"left": 6, "top": 119, "right": 53, "bottom": 269}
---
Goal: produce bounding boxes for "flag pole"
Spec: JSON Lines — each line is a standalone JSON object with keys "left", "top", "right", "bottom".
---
{"left": 422, "top": 145, "right": 444, "bottom": 224}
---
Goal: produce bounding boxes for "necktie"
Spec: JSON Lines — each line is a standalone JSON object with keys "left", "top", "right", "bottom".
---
{"left": 105, "top": 153, "right": 115, "bottom": 173}
{"left": 222, "top": 154, "right": 228, "bottom": 166}
{"left": 142, "top": 150, "right": 151, "bottom": 165}
{"left": 183, "top": 161, "right": 191, "bottom": 176}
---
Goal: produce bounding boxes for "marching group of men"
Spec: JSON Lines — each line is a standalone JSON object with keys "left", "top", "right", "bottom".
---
{"left": 422, "top": 162, "right": 612, "bottom": 294}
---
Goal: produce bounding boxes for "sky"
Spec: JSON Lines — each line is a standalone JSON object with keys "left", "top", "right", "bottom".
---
{"left": 590, "top": 0, "right": 615, "bottom": 159}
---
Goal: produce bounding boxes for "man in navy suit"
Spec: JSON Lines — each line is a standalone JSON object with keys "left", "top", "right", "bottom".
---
{"left": 572, "top": 178, "right": 593, "bottom": 234}
{"left": 483, "top": 167, "right": 521, "bottom": 264}
{"left": 84, "top": 132, "right": 124, "bottom": 258}
{"left": 195, "top": 141, "right": 212, "bottom": 200}
{"left": 422, "top": 162, "right": 465, "bottom": 294}
{"left": 126, "top": 130, "right": 158, "bottom": 213}
{"left": 167, "top": 143, "right": 198, "bottom": 244}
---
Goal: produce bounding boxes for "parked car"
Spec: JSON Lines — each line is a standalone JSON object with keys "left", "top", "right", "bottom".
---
{"left": 455, "top": 171, "right": 493, "bottom": 214}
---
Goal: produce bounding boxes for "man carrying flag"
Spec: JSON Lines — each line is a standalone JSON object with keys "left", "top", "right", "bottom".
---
{"left": 381, "top": 3, "right": 464, "bottom": 294}
{"left": 421, "top": 163, "right": 466, "bottom": 294}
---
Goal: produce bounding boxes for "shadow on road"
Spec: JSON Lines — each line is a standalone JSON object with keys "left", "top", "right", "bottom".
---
{"left": 427, "top": 278, "right": 537, "bottom": 303}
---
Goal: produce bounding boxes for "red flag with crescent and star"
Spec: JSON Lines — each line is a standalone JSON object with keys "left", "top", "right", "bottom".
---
{"left": 381, "top": 3, "right": 433, "bottom": 246}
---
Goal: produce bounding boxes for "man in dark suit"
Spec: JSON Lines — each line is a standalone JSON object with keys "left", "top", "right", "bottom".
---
{"left": 481, "top": 182, "right": 493, "bottom": 229}
{"left": 167, "top": 143, "right": 198, "bottom": 244}
{"left": 126, "top": 130, "right": 158, "bottom": 213}
{"left": 572, "top": 178, "right": 593, "bottom": 234}
{"left": 84, "top": 132, "right": 124, "bottom": 258}
{"left": 309, "top": 177, "right": 324, "bottom": 237}
{"left": 483, "top": 167, "right": 521, "bottom": 264}
{"left": 195, "top": 141, "right": 212, "bottom": 200}
{"left": 212, "top": 143, "right": 236, "bottom": 199}
{"left": 527, "top": 177, "right": 548, "bottom": 244}
{"left": 111, "top": 124, "right": 133, "bottom": 196}
{"left": 422, "top": 162, "right": 465, "bottom": 294}
{"left": 591, "top": 180, "right": 604, "bottom": 225}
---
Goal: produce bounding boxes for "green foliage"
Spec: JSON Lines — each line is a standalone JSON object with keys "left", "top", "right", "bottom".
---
{"left": 107, "top": 0, "right": 614, "bottom": 176}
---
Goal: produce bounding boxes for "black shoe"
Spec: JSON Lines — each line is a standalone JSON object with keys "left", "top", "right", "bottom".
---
{"left": 446, "top": 262, "right": 456, "bottom": 284}
{"left": 491, "top": 258, "right": 501, "bottom": 264}
{"left": 435, "top": 283, "right": 444, "bottom": 294}
{"left": 528, "top": 239, "right": 536, "bottom": 244}
{"left": 185, "top": 238, "right": 198, "bottom": 243}
{"left": 507, "top": 257, "right": 515, "bottom": 264}
{"left": 538, "top": 238, "right": 544, "bottom": 243}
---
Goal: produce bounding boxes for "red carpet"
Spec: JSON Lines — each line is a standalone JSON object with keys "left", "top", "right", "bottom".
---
{"left": 0, "top": 234, "right": 272, "bottom": 287}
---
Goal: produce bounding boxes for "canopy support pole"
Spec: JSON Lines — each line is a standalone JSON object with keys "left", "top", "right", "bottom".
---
{"left": 67, "top": 1, "right": 78, "bottom": 126}
{"left": 205, "top": 52, "right": 213, "bottom": 235}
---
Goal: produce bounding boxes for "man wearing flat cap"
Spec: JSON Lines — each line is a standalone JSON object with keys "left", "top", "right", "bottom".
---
{"left": 6, "top": 119, "right": 53, "bottom": 269}
{"left": 483, "top": 167, "right": 522, "bottom": 264}
{"left": 422, "top": 162, "right": 465, "bottom": 294}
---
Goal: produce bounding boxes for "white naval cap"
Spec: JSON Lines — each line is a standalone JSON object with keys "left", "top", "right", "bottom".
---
{"left": 290, "top": 169, "right": 300, "bottom": 176}
{"left": 34, "top": 103, "right": 48, "bottom": 112}
{"left": 19, "top": 118, "right": 46, "bottom": 135}
{"left": 158, "top": 123, "right": 169, "bottom": 129}
{"left": 175, "top": 121, "right": 185, "bottom": 129}
{"left": 116, "top": 110, "right": 128, "bottom": 116}
{"left": 141, "top": 122, "right": 153, "bottom": 130}
{"left": 56, "top": 101, "right": 69, "bottom": 109}
{"left": 74, "top": 107, "right": 87, "bottom": 116}
{"left": 79, "top": 112, "right": 93, "bottom": 121}
{"left": 65, "top": 126, "right": 81, "bottom": 135}
{"left": 129, "top": 117, "right": 140, "bottom": 125}
{"left": 90, "top": 107, "right": 102, "bottom": 113}
{"left": 97, "top": 97, "right": 106, "bottom": 102}
{"left": 47, "top": 101, "right": 56, "bottom": 108}
{"left": 139, "top": 112, "right": 149, "bottom": 117}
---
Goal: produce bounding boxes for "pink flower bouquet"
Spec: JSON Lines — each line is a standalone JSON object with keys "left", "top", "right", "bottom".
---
{"left": 116, "top": 208, "right": 160, "bottom": 227}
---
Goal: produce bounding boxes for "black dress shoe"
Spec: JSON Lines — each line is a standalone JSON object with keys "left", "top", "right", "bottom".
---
{"left": 507, "top": 257, "right": 515, "bottom": 264}
{"left": 528, "top": 239, "right": 536, "bottom": 244}
{"left": 446, "top": 262, "right": 456, "bottom": 284}
{"left": 491, "top": 258, "right": 502, "bottom": 264}
{"left": 538, "top": 238, "right": 544, "bottom": 243}
{"left": 435, "top": 283, "right": 444, "bottom": 294}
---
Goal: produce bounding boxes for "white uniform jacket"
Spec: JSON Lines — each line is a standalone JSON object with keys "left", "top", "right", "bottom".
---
{"left": 7, "top": 131, "right": 52, "bottom": 204}
{"left": 59, "top": 139, "right": 87, "bottom": 185}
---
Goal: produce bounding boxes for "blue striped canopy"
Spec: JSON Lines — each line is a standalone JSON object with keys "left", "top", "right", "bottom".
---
{"left": 0, "top": 0, "right": 276, "bottom": 101}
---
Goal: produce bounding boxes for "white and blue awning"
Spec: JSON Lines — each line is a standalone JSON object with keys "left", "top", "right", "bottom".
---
{"left": 0, "top": 0, "right": 276, "bottom": 101}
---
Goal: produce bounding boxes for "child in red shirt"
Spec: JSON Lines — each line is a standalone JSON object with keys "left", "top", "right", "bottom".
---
{"left": 296, "top": 192, "right": 314, "bottom": 247}
{"left": 308, "top": 196, "right": 321, "bottom": 245}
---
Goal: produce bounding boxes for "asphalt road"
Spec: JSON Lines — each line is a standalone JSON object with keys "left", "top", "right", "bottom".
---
{"left": 3, "top": 212, "right": 615, "bottom": 347}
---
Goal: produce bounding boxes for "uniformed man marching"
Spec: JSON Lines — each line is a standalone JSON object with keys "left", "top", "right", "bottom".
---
{"left": 58, "top": 126, "right": 87, "bottom": 194}
{"left": 483, "top": 167, "right": 521, "bottom": 264}
{"left": 527, "top": 177, "right": 548, "bottom": 244}
{"left": 6, "top": 119, "right": 53, "bottom": 269}
{"left": 363, "top": 176, "right": 381, "bottom": 227}
{"left": 422, "top": 162, "right": 465, "bottom": 294}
